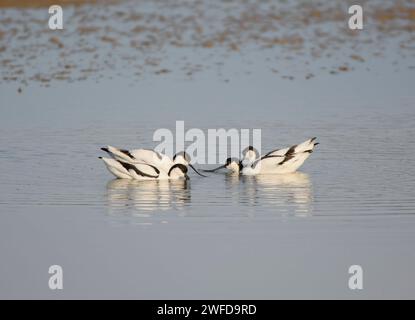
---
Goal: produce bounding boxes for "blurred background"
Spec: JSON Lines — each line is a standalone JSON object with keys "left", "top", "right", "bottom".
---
{"left": 0, "top": 0, "right": 414, "bottom": 87}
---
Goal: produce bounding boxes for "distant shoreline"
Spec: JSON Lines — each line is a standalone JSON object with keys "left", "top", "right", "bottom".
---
{"left": 0, "top": 0, "right": 115, "bottom": 8}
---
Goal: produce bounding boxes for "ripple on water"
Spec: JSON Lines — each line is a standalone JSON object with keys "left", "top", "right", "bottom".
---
{"left": 1, "top": 112, "right": 415, "bottom": 222}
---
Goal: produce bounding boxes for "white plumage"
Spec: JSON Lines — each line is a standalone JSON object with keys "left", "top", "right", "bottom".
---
{"left": 99, "top": 146, "right": 206, "bottom": 180}
{"left": 242, "top": 137, "right": 318, "bottom": 175}
{"left": 99, "top": 156, "right": 189, "bottom": 180}
{"left": 202, "top": 137, "right": 318, "bottom": 175}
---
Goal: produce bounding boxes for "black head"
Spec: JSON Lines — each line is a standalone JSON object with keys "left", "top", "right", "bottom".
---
{"left": 225, "top": 157, "right": 239, "bottom": 166}
{"left": 168, "top": 163, "right": 188, "bottom": 177}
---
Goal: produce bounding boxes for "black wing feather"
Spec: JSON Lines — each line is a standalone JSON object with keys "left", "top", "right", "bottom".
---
{"left": 118, "top": 160, "right": 159, "bottom": 178}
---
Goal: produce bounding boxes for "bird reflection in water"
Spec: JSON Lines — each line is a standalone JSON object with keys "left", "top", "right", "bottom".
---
{"left": 106, "top": 179, "right": 191, "bottom": 216}
{"left": 225, "top": 172, "right": 313, "bottom": 217}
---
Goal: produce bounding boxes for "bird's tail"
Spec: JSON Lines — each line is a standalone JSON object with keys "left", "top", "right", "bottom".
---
{"left": 99, "top": 156, "right": 132, "bottom": 179}
{"left": 101, "top": 145, "right": 135, "bottom": 163}
{"left": 289, "top": 137, "right": 319, "bottom": 154}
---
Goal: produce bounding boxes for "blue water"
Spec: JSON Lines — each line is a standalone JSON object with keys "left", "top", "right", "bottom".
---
{"left": 0, "top": 0, "right": 415, "bottom": 299}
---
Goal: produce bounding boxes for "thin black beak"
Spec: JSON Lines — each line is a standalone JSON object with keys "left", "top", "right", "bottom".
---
{"left": 201, "top": 164, "right": 226, "bottom": 173}
{"left": 189, "top": 164, "right": 207, "bottom": 177}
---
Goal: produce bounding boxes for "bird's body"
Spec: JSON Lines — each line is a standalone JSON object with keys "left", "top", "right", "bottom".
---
{"left": 99, "top": 156, "right": 188, "bottom": 180}
{"left": 202, "top": 138, "right": 318, "bottom": 175}
{"left": 102, "top": 146, "right": 175, "bottom": 171}
{"left": 241, "top": 138, "right": 318, "bottom": 175}
{"left": 100, "top": 146, "right": 205, "bottom": 180}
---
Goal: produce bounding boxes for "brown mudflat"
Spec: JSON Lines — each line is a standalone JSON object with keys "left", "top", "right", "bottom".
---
{"left": 0, "top": 0, "right": 413, "bottom": 85}
{"left": 0, "top": 0, "right": 114, "bottom": 8}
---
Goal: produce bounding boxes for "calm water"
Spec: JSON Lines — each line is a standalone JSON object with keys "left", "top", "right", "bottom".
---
{"left": 1, "top": 67, "right": 415, "bottom": 299}
{"left": 1, "top": 1, "right": 415, "bottom": 299}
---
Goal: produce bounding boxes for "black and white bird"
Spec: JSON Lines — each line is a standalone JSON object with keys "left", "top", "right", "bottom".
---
{"left": 202, "top": 138, "right": 318, "bottom": 175}
{"left": 99, "top": 146, "right": 205, "bottom": 180}
{"left": 99, "top": 157, "right": 189, "bottom": 180}
{"left": 242, "top": 137, "right": 319, "bottom": 175}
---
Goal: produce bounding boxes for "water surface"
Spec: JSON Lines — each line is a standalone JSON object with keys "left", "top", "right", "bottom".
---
{"left": 0, "top": 0, "right": 415, "bottom": 299}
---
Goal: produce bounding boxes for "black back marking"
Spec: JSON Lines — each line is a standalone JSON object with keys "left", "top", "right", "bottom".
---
{"left": 259, "top": 154, "right": 283, "bottom": 162}
{"left": 118, "top": 160, "right": 159, "bottom": 178}
{"left": 265, "top": 148, "right": 279, "bottom": 156}
{"left": 278, "top": 153, "right": 296, "bottom": 165}
{"left": 286, "top": 144, "right": 297, "bottom": 156}
{"left": 120, "top": 149, "right": 135, "bottom": 159}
